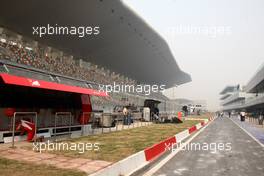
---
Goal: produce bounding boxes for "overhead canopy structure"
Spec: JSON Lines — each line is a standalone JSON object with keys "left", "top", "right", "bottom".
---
{"left": 0, "top": 0, "right": 191, "bottom": 88}
{"left": 0, "top": 73, "right": 108, "bottom": 97}
{"left": 220, "top": 86, "right": 237, "bottom": 95}
{"left": 0, "top": 60, "right": 108, "bottom": 98}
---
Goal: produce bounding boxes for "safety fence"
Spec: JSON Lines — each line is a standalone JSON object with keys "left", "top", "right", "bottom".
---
{"left": 10, "top": 111, "right": 152, "bottom": 147}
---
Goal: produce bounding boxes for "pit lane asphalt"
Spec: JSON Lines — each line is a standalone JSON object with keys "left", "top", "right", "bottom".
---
{"left": 140, "top": 117, "right": 264, "bottom": 176}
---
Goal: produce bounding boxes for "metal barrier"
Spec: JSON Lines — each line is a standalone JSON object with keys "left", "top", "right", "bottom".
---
{"left": 55, "top": 111, "right": 151, "bottom": 137}
{"left": 10, "top": 111, "right": 151, "bottom": 146}
{"left": 54, "top": 112, "right": 72, "bottom": 140}
{"left": 91, "top": 112, "right": 103, "bottom": 134}
{"left": 88, "top": 112, "right": 149, "bottom": 134}
{"left": 104, "top": 113, "right": 112, "bottom": 133}
{"left": 81, "top": 112, "right": 93, "bottom": 136}
{"left": 12, "top": 112, "right": 38, "bottom": 148}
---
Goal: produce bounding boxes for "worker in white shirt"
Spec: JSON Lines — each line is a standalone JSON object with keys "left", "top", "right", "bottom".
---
{"left": 123, "top": 107, "right": 128, "bottom": 125}
{"left": 240, "top": 111, "right": 246, "bottom": 121}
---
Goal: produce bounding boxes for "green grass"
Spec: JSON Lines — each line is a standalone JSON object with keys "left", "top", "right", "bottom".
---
{"left": 0, "top": 157, "right": 86, "bottom": 176}
{"left": 47, "top": 120, "right": 202, "bottom": 162}
{"left": 3, "top": 117, "right": 207, "bottom": 176}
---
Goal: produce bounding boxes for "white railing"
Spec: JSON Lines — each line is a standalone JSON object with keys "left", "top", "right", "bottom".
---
{"left": 221, "top": 91, "right": 246, "bottom": 106}
{"left": 54, "top": 112, "right": 72, "bottom": 140}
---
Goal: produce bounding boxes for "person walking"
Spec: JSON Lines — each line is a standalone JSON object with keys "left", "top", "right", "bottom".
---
{"left": 258, "top": 111, "right": 263, "bottom": 125}
{"left": 123, "top": 106, "right": 128, "bottom": 125}
{"left": 240, "top": 111, "right": 246, "bottom": 121}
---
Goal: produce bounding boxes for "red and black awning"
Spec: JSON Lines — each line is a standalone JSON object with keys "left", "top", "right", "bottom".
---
{"left": 0, "top": 73, "right": 108, "bottom": 97}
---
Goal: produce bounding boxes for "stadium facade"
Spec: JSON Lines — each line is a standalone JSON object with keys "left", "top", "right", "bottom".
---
{"left": 219, "top": 63, "right": 264, "bottom": 115}
{"left": 0, "top": 0, "right": 191, "bottom": 88}
{"left": 0, "top": 1, "right": 191, "bottom": 143}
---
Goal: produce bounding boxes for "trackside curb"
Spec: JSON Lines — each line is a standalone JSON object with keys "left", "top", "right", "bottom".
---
{"left": 90, "top": 116, "right": 215, "bottom": 176}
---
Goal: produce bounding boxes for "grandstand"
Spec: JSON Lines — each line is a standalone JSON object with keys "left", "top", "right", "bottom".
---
{"left": 0, "top": 0, "right": 191, "bottom": 143}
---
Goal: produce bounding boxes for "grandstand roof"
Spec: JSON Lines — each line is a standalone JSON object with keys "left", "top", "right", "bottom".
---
{"left": 244, "top": 63, "right": 264, "bottom": 93}
{"left": 0, "top": 0, "right": 191, "bottom": 88}
{"left": 0, "top": 73, "right": 108, "bottom": 97}
{"left": 219, "top": 86, "right": 237, "bottom": 95}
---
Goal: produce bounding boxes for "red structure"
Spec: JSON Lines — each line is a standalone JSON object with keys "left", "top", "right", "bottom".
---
{"left": 16, "top": 120, "right": 36, "bottom": 141}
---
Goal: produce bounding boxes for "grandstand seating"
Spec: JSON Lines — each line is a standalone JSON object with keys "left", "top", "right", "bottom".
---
{"left": 0, "top": 35, "right": 135, "bottom": 86}
{"left": 0, "top": 28, "right": 168, "bottom": 109}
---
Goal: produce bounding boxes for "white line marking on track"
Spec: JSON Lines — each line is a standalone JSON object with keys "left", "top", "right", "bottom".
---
{"left": 143, "top": 119, "right": 215, "bottom": 176}
{"left": 229, "top": 117, "right": 264, "bottom": 148}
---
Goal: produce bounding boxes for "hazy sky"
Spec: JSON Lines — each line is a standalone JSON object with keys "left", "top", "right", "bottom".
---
{"left": 123, "top": 0, "right": 264, "bottom": 111}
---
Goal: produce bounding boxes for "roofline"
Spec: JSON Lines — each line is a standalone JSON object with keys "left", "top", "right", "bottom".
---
{"left": 244, "top": 62, "right": 264, "bottom": 93}
{"left": 219, "top": 85, "right": 236, "bottom": 95}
